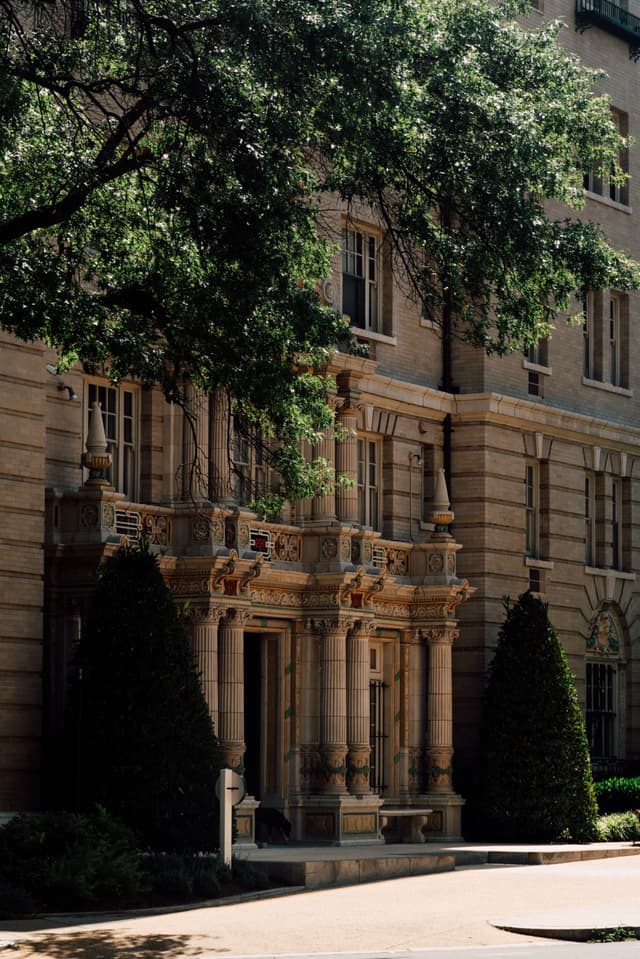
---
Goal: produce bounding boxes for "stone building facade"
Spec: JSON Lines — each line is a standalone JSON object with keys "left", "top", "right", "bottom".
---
{"left": 1, "top": 0, "right": 640, "bottom": 836}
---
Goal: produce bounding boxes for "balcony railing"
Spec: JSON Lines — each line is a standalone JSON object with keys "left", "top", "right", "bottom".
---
{"left": 576, "top": 0, "right": 640, "bottom": 57}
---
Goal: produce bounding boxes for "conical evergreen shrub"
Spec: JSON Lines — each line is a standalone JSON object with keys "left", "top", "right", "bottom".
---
{"left": 70, "top": 544, "right": 221, "bottom": 851}
{"left": 480, "top": 592, "right": 598, "bottom": 842}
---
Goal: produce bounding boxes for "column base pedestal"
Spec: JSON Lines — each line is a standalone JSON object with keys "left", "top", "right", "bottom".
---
{"left": 233, "top": 796, "right": 260, "bottom": 848}
{"left": 418, "top": 792, "right": 465, "bottom": 842}
{"left": 294, "top": 795, "right": 385, "bottom": 845}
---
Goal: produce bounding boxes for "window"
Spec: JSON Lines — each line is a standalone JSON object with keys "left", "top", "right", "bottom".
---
{"left": 611, "top": 476, "right": 622, "bottom": 571}
{"left": 585, "top": 472, "right": 596, "bottom": 566}
{"left": 609, "top": 293, "right": 621, "bottom": 386}
{"left": 583, "top": 294, "right": 593, "bottom": 378}
{"left": 525, "top": 461, "right": 539, "bottom": 558}
{"left": 232, "top": 417, "right": 272, "bottom": 507}
{"left": 583, "top": 109, "right": 628, "bottom": 207}
{"left": 342, "top": 227, "right": 379, "bottom": 331}
{"left": 357, "top": 437, "right": 380, "bottom": 528}
{"left": 587, "top": 662, "right": 617, "bottom": 764}
{"left": 582, "top": 290, "right": 628, "bottom": 389}
{"left": 87, "top": 382, "right": 136, "bottom": 498}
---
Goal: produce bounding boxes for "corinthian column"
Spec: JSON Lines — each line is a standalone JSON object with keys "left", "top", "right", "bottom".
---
{"left": 190, "top": 607, "right": 225, "bottom": 733}
{"left": 209, "top": 388, "right": 233, "bottom": 503}
{"left": 317, "top": 620, "right": 349, "bottom": 793}
{"left": 347, "top": 621, "right": 372, "bottom": 794}
{"left": 335, "top": 396, "right": 359, "bottom": 524}
{"left": 182, "top": 381, "right": 209, "bottom": 500}
{"left": 424, "top": 626, "right": 458, "bottom": 793}
{"left": 218, "top": 608, "right": 252, "bottom": 771}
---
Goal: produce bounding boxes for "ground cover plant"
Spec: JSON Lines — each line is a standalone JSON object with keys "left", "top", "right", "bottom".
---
{"left": 0, "top": 810, "right": 272, "bottom": 918}
{"left": 595, "top": 777, "right": 640, "bottom": 814}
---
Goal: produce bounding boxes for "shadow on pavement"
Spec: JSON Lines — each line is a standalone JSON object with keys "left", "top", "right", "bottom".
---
{"left": 3, "top": 931, "right": 224, "bottom": 959}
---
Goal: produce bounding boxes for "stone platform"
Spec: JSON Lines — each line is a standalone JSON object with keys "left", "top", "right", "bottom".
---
{"left": 235, "top": 839, "right": 640, "bottom": 889}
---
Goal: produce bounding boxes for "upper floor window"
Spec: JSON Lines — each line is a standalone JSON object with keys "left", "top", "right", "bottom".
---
{"left": 583, "top": 109, "right": 629, "bottom": 207}
{"left": 342, "top": 227, "right": 380, "bottom": 332}
{"left": 585, "top": 471, "right": 596, "bottom": 566}
{"left": 611, "top": 476, "right": 622, "bottom": 571}
{"left": 232, "top": 417, "right": 273, "bottom": 507}
{"left": 357, "top": 436, "right": 380, "bottom": 529}
{"left": 582, "top": 290, "right": 628, "bottom": 389}
{"left": 609, "top": 293, "right": 621, "bottom": 386}
{"left": 86, "top": 381, "right": 137, "bottom": 499}
{"left": 525, "top": 460, "right": 539, "bottom": 558}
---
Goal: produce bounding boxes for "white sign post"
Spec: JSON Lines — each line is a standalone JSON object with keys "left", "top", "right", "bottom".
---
{"left": 215, "top": 768, "right": 246, "bottom": 866}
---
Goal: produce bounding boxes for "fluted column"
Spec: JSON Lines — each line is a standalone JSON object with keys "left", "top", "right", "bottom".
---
{"left": 209, "top": 388, "right": 233, "bottom": 503}
{"left": 317, "top": 619, "right": 349, "bottom": 793}
{"left": 218, "top": 608, "right": 252, "bottom": 771}
{"left": 424, "top": 626, "right": 458, "bottom": 793}
{"left": 190, "top": 607, "right": 225, "bottom": 733}
{"left": 347, "top": 621, "right": 373, "bottom": 794}
{"left": 335, "top": 397, "right": 359, "bottom": 524}
{"left": 182, "top": 381, "right": 209, "bottom": 500}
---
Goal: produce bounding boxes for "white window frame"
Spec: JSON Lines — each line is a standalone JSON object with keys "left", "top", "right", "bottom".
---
{"left": 524, "top": 460, "right": 539, "bottom": 559}
{"left": 85, "top": 380, "right": 137, "bottom": 499}
{"left": 357, "top": 436, "right": 381, "bottom": 529}
{"left": 585, "top": 471, "right": 596, "bottom": 567}
{"left": 583, "top": 294, "right": 593, "bottom": 379}
{"left": 611, "top": 476, "right": 622, "bottom": 571}
{"left": 608, "top": 293, "right": 621, "bottom": 387}
{"left": 342, "top": 226, "right": 380, "bottom": 332}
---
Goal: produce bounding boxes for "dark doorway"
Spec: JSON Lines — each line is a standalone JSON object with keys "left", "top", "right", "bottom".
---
{"left": 243, "top": 633, "right": 279, "bottom": 801}
{"left": 244, "top": 635, "right": 262, "bottom": 798}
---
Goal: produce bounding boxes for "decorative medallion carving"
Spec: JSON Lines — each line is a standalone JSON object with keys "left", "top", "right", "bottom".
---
{"left": 586, "top": 603, "right": 620, "bottom": 656}
{"left": 80, "top": 504, "right": 99, "bottom": 528}
{"left": 321, "top": 537, "right": 338, "bottom": 559}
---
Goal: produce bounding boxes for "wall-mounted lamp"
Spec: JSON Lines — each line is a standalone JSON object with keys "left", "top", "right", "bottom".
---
{"left": 45, "top": 363, "right": 78, "bottom": 400}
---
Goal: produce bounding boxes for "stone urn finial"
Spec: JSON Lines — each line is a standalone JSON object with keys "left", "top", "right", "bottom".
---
{"left": 81, "top": 401, "right": 113, "bottom": 486}
{"left": 431, "top": 468, "right": 454, "bottom": 534}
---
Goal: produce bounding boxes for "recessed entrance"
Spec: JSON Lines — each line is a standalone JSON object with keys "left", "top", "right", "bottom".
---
{"left": 243, "top": 633, "right": 279, "bottom": 800}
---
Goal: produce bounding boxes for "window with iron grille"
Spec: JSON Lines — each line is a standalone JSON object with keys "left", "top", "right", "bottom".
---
{"left": 587, "top": 662, "right": 617, "bottom": 762}
{"left": 369, "top": 679, "right": 387, "bottom": 792}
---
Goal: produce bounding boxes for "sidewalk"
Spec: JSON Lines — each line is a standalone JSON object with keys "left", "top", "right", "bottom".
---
{"left": 1, "top": 842, "right": 640, "bottom": 957}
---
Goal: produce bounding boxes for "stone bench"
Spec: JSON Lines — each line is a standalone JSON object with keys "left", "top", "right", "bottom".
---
{"left": 379, "top": 808, "right": 433, "bottom": 844}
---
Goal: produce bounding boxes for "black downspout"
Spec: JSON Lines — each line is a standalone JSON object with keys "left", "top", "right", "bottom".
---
{"left": 438, "top": 249, "right": 456, "bottom": 495}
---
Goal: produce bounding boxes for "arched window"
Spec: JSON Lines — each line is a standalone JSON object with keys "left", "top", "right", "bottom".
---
{"left": 585, "top": 603, "right": 625, "bottom": 778}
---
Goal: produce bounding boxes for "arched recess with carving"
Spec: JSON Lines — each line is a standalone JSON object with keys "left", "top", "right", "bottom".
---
{"left": 585, "top": 601, "right": 629, "bottom": 778}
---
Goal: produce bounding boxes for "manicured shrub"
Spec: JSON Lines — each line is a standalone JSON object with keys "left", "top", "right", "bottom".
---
{"left": 480, "top": 592, "right": 599, "bottom": 842}
{"left": 68, "top": 544, "right": 222, "bottom": 852}
{"left": 0, "top": 808, "right": 142, "bottom": 914}
{"left": 598, "top": 811, "right": 640, "bottom": 842}
{"left": 595, "top": 777, "right": 640, "bottom": 814}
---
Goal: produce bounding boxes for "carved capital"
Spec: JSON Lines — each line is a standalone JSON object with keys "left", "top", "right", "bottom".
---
{"left": 422, "top": 626, "right": 459, "bottom": 646}
{"left": 224, "top": 607, "right": 254, "bottom": 628}
{"left": 312, "top": 618, "right": 351, "bottom": 640}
